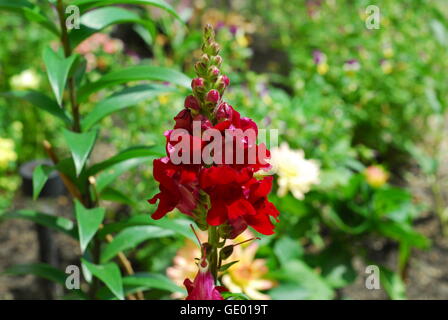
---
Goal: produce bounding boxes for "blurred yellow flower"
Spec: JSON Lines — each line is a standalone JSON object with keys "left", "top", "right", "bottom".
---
{"left": 158, "top": 94, "right": 170, "bottom": 105}
{"left": 270, "top": 142, "right": 320, "bottom": 200}
{"left": 236, "top": 33, "right": 249, "bottom": 48}
{"left": 0, "top": 138, "right": 17, "bottom": 170}
{"left": 364, "top": 165, "right": 389, "bottom": 188}
{"left": 10, "top": 69, "right": 40, "bottom": 90}
{"left": 317, "top": 62, "right": 329, "bottom": 75}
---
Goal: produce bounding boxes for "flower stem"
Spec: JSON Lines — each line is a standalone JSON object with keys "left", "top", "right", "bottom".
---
{"left": 208, "top": 226, "right": 220, "bottom": 283}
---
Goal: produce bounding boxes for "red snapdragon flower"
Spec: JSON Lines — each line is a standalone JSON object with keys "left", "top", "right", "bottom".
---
{"left": 148, "top": 157, "right": 200, "bottom": 219}
{"left": 148, "top": 24, "right": 279, "bottom": 239}
{"left": 200, "top": 166, "right": 279, "bottom": 236}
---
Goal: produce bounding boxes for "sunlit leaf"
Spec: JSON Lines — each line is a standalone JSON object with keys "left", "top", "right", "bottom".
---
{"left": 1, "top": 91, "right": 72, "bottom": 124}
{"left": 78, "top": 65, "right": 190, "bottom": 101}
{"left": 100, "top": 225, "right": 174, "bottom": 263}
{"left": 62, "top": 128, "right": 98, "bottom": 176}
{"left": 32, "top": 164, "right": 54, "bottom": 200}
{"left": 81, "top": 84, "right": 175, "bottom": 130}
{"left": 43, "top": 47, "right": 78, "bottom": 106}
{"left": 75, "top": 200, "right": 105, "bottom": 253}
{"left": 81, "top": 259, "right": 124, "bottom": 300}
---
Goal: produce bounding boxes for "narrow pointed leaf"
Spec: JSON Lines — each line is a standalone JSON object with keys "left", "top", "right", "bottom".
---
{"left": 43, "top": 47, "right": 77, "bottom": 106}
{"left": 0, "top": 210, "right": 77, "bottom": 238}
{"left": 72, "top": 0, "right": 182, "bottom": 21}
{"left": 32, "top": 164, "right": 54, "bottom": 200}
{"left": 63, "top": 128, "right": 98, "bottom": 176}
{"left": 100, "top": 225, "right": 174, "bottom": 263}
{"left": 78, "top": 66, "right": 190, "bottom": 101}
{"left": 96, "top": 157, "right": 150, "bottom": 192}
{"left": 69, "top": 7, "right": 155, "bottom": 48}
{"left": 0, "top": 0, "right": 59, "bottom": 35}
{"left": 123, "top": 273, "right": 184, "bottom": 293}
{"left": 81, "top": 259, "right": 124, "bottom": 300}
{"left": 81, "top": 84, "right": 175, "bottom": 130}
{"left": 1, "top": 91, "right": 72, "bottom": 124}
{"left": 88, "top": 145, "right": 165, "bottom": 176}
{"left": 75, "top": 200, "right": 105, "bottom": 253}
{"left": 2, "top": 263, "right": 66, "bottom": 285}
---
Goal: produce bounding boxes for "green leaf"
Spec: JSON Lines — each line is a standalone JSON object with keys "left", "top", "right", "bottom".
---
{"left": 273, "top": 260, "right": 334, "bottom": 300}
{"left": 0, "top": 0, "right": 59, "bottom": 35}
{"left": 78, "top": 66, "right": 190, "bottom": 101}
{"left": 269, "top": 284, "right": 309, "bottom": 300}
{"left": 81, "top": 84, "right": 175, "bottom": 131}
{"left": 100, "top": 187, "right": 135, "bottom": 205}
{"left": 274, "top": 236, "right": 303, "bottom": 267}
{"left": 63, "top": 128, "right": 98, "bottom": 176}
{"left": 379, "top": 267, "right": 406, "bottom": 300}
{"left": 69, "top": 7, "right": 155, "bottom": 48}
{"left": 32, "top": 164, "right": 54, "bottom": 200}
{"left": 100, "top": 225, "right": 174, "bottom": 263}
{"left": 2, "top": 263, "right": 67, "bottom": 285}
{"left": 88, "top": 145, "right": 165, "bottom": 176}
{"left": 0, "top": 210, "right": 77, "bottom": 238}
{"left": 98, "top": 215, "right": 195, "bottom": 240}
{"left": 72, "top": 0, "right": 182, "bottom": 21}
{"left": 219, "top": 261, "right": 239, "bottom": 272}
{"left": 123, "top": 273, "right": 184, "bottom": 293}
{"left": 81, "top": 259, "right": 124, "bottom": 300}
{"left": 43, "top": 47, "right": 78, "bottom": 106}
{"left": 1, "top": 91, "right": 72, "bottom": 124}
{"left": 95, "top": 157, "right": 149, "bottom": 192}
{"left": 221, "top": 292, "right": 250, "bottom": 300}
{"left": 377, "top": 221, "right": 430, "bottom": 249}
{"left": 75, "top": 200, "right": 105, "bottom": 253}
{"left": 149, "top": 217, "right": 196, "bottom": 241}
{"left": 305, "top": 243, "right": 356, "bottom": 289}
{"left": 97, "top": 215, "right": 151, "bottom": 238}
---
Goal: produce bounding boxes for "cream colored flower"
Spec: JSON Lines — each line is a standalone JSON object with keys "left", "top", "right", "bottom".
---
{"left": 270, "top": 142, "right": 320, "bottom": 200}
{"left": 10, "top": 69, "right": 40, "bottom": 90}
{"left": 0, "top": 138, "right": 17, "bottom": 169}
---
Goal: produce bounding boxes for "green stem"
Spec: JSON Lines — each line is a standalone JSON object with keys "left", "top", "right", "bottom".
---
{"left": 208, "top": 226, "right": 219, "bottom": 283}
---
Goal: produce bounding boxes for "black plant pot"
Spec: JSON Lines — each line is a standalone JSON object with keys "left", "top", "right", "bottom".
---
{"left": 20, "top": 159, "right": 66, "bottom": 198}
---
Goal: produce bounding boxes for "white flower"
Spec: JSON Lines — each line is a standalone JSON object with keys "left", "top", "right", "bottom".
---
{"left": 10, "top": 69, "right": 40, "bottom": 90}
{"left": 270, "top": 142, "right": 320, "bottom": 200}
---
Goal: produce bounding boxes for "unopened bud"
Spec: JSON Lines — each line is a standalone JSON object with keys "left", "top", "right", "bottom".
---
{"left": 206, "top": 89, "right": 220, "bottom": 103}
{"left": 194, "top": 62, "right": 207, "bottom": 75}
{"left": 204, "top": 24, "right": 214, "bottom": 41}
{"left": 184, "top": 95, "right": 200, "bottom": 110}
{"left": 220, "top": 245, "right": 234, "bottom": 260}
{"left": 210, "top": 42, "right": 220, "bottom": 55}
{"left": 191, "top": 77, "right": 205, "bottom": 90}
{"left": 213, "top": 55, "right": 223, "bottom": 66}
{"left": 200, "top": 53, "right": 210, "bottom": 64}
